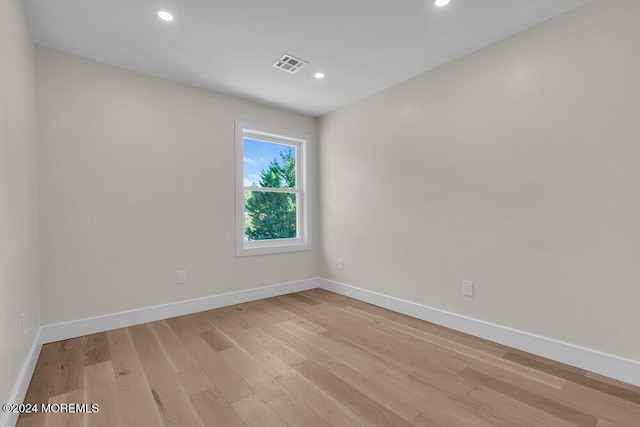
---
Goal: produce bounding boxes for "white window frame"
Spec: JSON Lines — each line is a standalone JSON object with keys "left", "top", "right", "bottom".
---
{"left": 235, "top": 120, "right": 311, "bottom": 256}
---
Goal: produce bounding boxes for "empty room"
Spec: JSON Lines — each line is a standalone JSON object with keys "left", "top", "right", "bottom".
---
{"left": 2, "top": 0, "right": 640, "bottom": 425}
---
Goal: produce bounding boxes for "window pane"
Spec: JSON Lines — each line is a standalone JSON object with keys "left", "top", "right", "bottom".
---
{"left": 244, "top": 190, "right": 297, "bottom": 241}
{"left": 243, "top": 138, "right": 296, "bottom": 189}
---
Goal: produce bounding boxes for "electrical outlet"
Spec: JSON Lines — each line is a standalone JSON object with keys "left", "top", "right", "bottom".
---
{"left": 462, "top": 280, "right": 474, "bottom": 297}
{"left": 177, "top": 270, "right": 187, "bottom": 285}
{"left": 21, "top": 312, "right": 27, "bottom": 335}
{"left": 337, "top": 258, "right": 344, "bottom": 270}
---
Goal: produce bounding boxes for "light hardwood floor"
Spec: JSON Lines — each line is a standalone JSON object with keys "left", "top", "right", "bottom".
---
{"left": 18, "top": 289, "right": 640, "bottom": 426}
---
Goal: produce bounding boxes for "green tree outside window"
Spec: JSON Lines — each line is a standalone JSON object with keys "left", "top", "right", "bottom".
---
{"left": 245, "top": 148, "right": 297, "bottom": 240}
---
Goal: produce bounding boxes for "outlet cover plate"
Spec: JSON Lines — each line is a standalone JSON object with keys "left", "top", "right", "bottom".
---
{"left": 21, "top": 312, "right": 27, "bottom": 335}
{"left": 463, "top": 280, "right": 473, "bottom": 297}
{"left": 177, "top": 271, "right": 187, "bottom": 285}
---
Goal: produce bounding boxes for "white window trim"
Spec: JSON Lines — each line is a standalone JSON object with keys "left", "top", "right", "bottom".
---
{"left": 235, "top": 120, "right": 312, "bottom": 256}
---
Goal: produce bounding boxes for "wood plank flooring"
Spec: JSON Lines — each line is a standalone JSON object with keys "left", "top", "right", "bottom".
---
{"left": 18, "top": 289, "right": 640, "bottom": 426}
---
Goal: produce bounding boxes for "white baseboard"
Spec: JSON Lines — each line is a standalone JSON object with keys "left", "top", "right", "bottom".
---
{"left": 1, "top": 329, "right": 42, "bottom": 427}
{"left": 40, "top": 278, "right": 321, "bottom": 344}
{"left": 319, "top": 278, "right": 640, "bottom": 387}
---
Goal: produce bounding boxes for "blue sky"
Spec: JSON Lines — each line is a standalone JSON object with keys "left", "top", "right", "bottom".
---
{"left": 243, "top": 138, "right": 296, "bottom": 187}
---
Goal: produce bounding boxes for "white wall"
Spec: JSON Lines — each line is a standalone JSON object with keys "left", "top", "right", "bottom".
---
{"left": 37, "top": 48, "right": 318, "bottom": 325}
{"left": 0, "top": 0, "right": 40, "bottom": 406}
{"left": 319, "top": 0, "right": 640, "bottom": 362}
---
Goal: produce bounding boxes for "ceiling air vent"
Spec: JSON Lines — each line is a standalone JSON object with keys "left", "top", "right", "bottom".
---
{"left": 272, "top": 54, "right": 308, "bottom": 74}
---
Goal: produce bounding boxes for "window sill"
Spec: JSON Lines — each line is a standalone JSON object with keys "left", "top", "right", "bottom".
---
{"left": 236, "top": 241, "right": 312, "bottom": 257}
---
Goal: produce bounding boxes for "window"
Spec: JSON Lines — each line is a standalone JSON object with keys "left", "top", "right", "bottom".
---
{"left": 235, "top": 121, "right": 311, "bottom": 256}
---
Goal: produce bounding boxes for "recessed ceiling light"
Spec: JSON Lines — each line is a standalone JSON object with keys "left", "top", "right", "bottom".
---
{"left": 435, "top": 0, "right": 450, "bottom": 7}
{"left": 157, "top": 10, "right": 174, "bottom": 22}
{"left": 314, "top": 72, "right": 325, "bottom": 79}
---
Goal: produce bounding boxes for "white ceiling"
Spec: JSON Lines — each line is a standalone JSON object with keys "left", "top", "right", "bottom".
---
{"left": 23, "top": 0, "right": 590, "bottom": 117}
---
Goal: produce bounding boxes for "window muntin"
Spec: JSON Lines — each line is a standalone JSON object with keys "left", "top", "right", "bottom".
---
{"left": 236, "top": 121, "right": 310, "bottom": 256}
